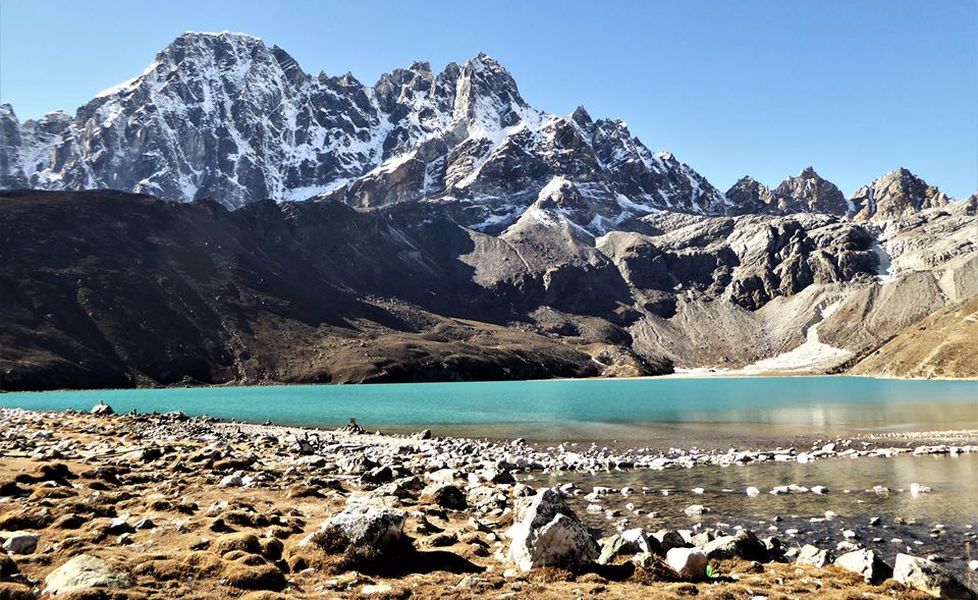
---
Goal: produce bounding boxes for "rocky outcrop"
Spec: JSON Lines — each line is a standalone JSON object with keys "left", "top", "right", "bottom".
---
{"left": 665, "top": 548, "right": 708, "bottom": 579}
{"left": 724, "top": 176, "right": 775, "bottom": 215}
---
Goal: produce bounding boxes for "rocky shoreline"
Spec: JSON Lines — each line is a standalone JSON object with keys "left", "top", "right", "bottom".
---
{"left": 1, "top": 406, "right": 976, "bottom": 599}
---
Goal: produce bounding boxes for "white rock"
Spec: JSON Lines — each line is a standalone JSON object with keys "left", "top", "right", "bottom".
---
{"left": 360, "top": 583, "right": 394, "bottom": 597}
{"left": 893, "top": 553, "right": 973, "bottom": 599}
{"left": 304, "top": 504, "right": 405, "bottom": 554}
{"left": 795, "top": 544, "right": 831, "bottom": 568}
{"left": 89, "top": 402, "right": 114, "bottom": 416}
{"left": 683, "top": 504, "right": 709, "bottom": 517}
{"left": 665, "top": 547, "right": 708, "bottom": 580}
{"left": 44, "top": 554, "right": 132, "bottom": 595}
{"left": 910, "top": 483, "right": 932, "bottom": 497}
{"left": 506, "top": 488, "right": 598, "bottom": 572}
{"left": 745, "top": 486, "right": 761, "bottom": 497}
{"left": 834, "top": 549, "right": 892, "bottom": 584}
{"left": 219, "top": 471, "right": 244, "bottom": 487}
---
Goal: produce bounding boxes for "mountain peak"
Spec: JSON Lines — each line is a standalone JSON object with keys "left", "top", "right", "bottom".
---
{"left": 852, "top": 168, "right": 949, "bottom": 221}
{"left": 571, "top": 105, "right": 593, "bottom": 129}
{"left": 725, "top": 175, "right": 774, "bottom": 215}
{"left": 773, "top": 168, "right": 847, "bottom": 215}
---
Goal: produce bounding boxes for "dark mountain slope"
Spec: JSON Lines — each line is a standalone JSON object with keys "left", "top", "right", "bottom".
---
{"left": 0, "top": 190, "right": 614, "bottom": 390}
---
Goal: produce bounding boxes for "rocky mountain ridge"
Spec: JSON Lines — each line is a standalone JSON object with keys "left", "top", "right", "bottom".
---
{"left": 0, "top": 31, "right": 966, "bottom": 232}
{"left": 1, "top": 189, "right": 975, "bottom": 390}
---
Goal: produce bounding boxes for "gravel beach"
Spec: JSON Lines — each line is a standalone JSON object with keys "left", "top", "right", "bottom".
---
{"left": 1, "top": 406, "right": 976, "bottom": 599}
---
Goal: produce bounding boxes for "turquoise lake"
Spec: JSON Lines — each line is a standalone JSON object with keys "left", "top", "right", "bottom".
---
{"left": 1, "top": 376, "right": 975, "bottom": 442}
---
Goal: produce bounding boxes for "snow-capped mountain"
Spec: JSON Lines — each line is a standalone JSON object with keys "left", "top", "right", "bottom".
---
{"left": 0, "top": 31, "right": 965, "bottom": 232}
{"left": 0, "top": 31, "right": 729, "bottom": 227}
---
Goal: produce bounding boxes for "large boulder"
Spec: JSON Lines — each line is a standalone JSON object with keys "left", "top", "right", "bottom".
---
{"left": 506, "top": 488, "right": 598, "bottom": 572}
{"left": 44, "top": 554, "right": 131, "bottom": 595}
{"left": 304, "top": 504, "right": 406, "bottom": 557}
{"left": 665, "top": 547, "right": 708, "bottom": 580}
{"left": 893, "top": 554, "right": 974, "bottom": 599}
{"left": 699, "top": 530, "right": 767, "bottom": 561}
{"left": 834, "top": 549, "right": 892, "bottom": 585}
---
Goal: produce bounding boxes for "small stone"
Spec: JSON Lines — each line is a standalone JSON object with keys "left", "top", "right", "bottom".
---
{"left": 910, "top": 483, "right": 932, "bottom": 497}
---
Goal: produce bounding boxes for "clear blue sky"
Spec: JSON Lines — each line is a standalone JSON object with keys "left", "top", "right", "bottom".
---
{"left": 1, "top": 0, "right": 975, "bottom": 197}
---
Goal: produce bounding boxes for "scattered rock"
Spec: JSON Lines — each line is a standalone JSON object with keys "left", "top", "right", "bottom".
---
{"left": 360, "top": 583, "right": 395, "bottom": 597}
{"left": 597, "top": 528, "right": 660, "bottom": 565}
{"left": 422, "top": 483, "right": 466, "bottom": 510}
{"left": 700, "top": 530, "right": 767, "bottom": 562}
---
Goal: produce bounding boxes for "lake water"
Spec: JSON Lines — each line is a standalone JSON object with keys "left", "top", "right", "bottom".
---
{"left": 1, "top": 376, "right": 975, "bottom": 444}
